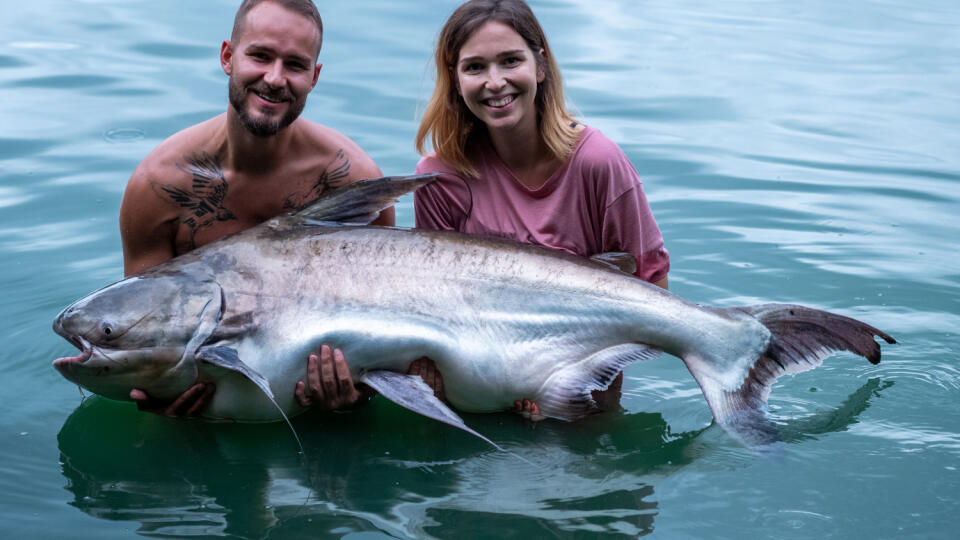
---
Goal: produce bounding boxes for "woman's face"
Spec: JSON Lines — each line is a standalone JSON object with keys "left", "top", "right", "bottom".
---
{"left": 455, "top": 21, "right": 545, "bottom": 137}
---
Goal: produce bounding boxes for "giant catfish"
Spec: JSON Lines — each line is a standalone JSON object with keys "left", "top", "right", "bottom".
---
{"left": 53, "top": 174, "right": 895, "bottom": 445}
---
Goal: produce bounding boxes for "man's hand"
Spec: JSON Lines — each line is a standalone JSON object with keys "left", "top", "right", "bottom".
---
{"left": 295, "top": 344, "right": 375, "bottom": 411}
{"left": 130, "top": 383, "right": 215, "bottom": 418}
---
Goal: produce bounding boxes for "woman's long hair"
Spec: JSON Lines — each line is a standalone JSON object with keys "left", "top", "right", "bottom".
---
{"left": 416, "top": 0, "right": 579, "bottom": 178}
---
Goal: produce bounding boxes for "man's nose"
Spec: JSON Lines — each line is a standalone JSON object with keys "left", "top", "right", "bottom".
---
{"left": 263, "top": 60, "right": 285, "bottom": 87}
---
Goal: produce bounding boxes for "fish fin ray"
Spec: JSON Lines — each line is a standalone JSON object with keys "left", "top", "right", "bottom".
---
{"left": 536, "top": 344, "right": 661, "bottom": 421}
{"left": 360, "top": 370, "right": 503, "bottom": 451}
{"left": 289, "top": 173, "right": 438, "bottom": 226}
{"left": 690, "top": 304, "right": 895, "bottom": 445}
{"left": 196, "top": 345, "right": 305, "bottom": 456}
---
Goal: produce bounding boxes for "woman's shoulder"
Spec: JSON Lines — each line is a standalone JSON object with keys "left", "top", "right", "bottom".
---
{"left": 569, "top": 125, "right": 636, "bottom": 179}
{"left": 415, "top": 153, "right": 457, "bottom": 175}
{"left": 573, "top": 125, "right": 628, "bottom": 160}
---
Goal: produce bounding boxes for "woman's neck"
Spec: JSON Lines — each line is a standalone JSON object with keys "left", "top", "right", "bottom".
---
{"left": 487, "top": 122, "right": 561, "bottom": 190}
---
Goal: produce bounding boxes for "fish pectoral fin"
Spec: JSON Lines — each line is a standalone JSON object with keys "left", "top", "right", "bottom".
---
{"left": 536, "top": 343, "right": 662, "bottom": 421}
{"left": 360, "top": 370, "right": 503, "bottom": 451}
{"left": 289, "top": 173, "right": 439, "bottom": 227}
{"left": 196, "top": 345, "right": 274, "bottom": 399}
{"left": 196, "top": 345, "right": 305, "bottom": 456}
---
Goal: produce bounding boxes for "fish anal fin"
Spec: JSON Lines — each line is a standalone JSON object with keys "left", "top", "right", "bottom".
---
{"left": 360, "top": 370, "right": 503, "bottom": 451}
{"left": 536, "top": 344, "right": 661, "bottom": 421}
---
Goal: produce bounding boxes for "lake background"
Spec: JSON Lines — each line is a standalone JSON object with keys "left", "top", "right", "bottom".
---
{"left": 2, "top": 0, "right": 958, "bottom": 538}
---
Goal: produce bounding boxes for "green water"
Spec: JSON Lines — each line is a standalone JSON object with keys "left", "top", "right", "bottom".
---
{"left": 2, "top": 0, "right": 958, "bottom": 538}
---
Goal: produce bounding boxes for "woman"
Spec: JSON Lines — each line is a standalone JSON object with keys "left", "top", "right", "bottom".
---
{"left": 413, "top": 0, "right": 669, "bottom": 419}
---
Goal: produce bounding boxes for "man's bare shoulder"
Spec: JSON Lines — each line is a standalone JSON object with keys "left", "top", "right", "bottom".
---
{"left": 295, "top": 119, "right": 381, "bottom": 181}
{"left": 131, "top": 115, "right": 226, "bottom": 188}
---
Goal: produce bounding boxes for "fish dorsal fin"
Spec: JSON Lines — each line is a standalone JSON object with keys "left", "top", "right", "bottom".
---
{"left": 196, "top": 345, "right": 305, "bottom": 456}
{"left": 360, "top": 370, "right": 504, "bottom": 451}
{"left": 290, "top": 173, "right": 439, "bottom": 226}
{"left": 590, "top": 252, "right": 637, "bottom": 275}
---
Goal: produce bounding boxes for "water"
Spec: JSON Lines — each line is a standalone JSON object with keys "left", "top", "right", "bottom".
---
{"left": 2, "top": 0, "right": 958, "bottom": 537}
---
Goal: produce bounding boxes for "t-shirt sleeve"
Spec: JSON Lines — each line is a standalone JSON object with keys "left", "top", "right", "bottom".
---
{"left": 583, "top": 135, "right": 670, "bottom": 283}
{"left": 414, "top": 157, "right": 471, "bottom": 232}
{"left": 603, "top": 184, "right": 670, "bottom": 283}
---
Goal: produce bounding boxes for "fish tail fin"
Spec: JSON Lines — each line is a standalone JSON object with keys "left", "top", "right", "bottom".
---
{"left": 687, "top": 304, "right": 895, "bottom": 445}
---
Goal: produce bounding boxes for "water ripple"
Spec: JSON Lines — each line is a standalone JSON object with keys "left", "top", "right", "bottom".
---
{"left": 0, "top": 221, "right": 106, "bottom": 253}
{"left": 128, "top": 42, "right": 213, "bottom": 59}
{"left": 103, "top": 127, "right": 146, "bottom": 143}
{"left": 5, "top": 74, "right": 121, "bottom": 89}
{"left": 0, "top": 186, "right": 36, "bottom": 209}
{"left": 851, "top": 420, "right": 960, "bottom": 453}
{"left": 0, "top": 55, "right": 29, "bottom": 68}
{"left": 0, "top": 137, "right": 57, "bottom": 159}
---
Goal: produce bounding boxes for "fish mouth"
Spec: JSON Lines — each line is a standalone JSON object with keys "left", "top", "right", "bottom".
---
{"left": 53, "top": 336, "right": 93, "bottom": 375}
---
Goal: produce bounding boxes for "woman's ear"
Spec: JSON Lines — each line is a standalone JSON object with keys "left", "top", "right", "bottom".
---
{"left": 537, "top": 48, "right": 546, "bottom": 82}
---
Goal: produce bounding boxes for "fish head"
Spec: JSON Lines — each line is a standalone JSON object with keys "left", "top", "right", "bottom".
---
{"left": 52, "top": 272, "right": 223, "bottom": 402}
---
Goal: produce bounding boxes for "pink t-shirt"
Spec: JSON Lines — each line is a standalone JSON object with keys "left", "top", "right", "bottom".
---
{"left": 414, "top": 126, "right": 669, "bottom": 283}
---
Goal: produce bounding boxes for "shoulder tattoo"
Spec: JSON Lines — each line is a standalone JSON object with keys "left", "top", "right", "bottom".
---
{"left": 283, "top": 148, "right": 352, "bottom": 211}
{"left": 150, "top": 151, "right": 236, "bottom": 250}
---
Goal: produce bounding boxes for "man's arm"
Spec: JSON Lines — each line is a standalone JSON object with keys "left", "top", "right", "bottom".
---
{"left": 119, "top": 165, "right": 178, "bottom": 277}
{"left": 119, "top": 162, "right": 217, "bottom": 416}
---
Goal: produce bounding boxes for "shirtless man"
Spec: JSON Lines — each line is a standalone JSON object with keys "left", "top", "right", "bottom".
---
{"left": 120, "top": 0, "right": 386, "bottom": 416}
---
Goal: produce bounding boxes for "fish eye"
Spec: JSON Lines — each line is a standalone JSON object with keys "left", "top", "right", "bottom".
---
{"left": 101, "top": 321, "right": 116, "bottom": 337}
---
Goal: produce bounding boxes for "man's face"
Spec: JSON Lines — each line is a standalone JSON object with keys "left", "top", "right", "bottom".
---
{"left": 222, "top": 2, "right": 322, "bottom": 137}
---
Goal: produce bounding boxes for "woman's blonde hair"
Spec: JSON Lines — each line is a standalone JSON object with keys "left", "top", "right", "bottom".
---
{"left": 416, "top": 0, "right": 579, "bottom": 178}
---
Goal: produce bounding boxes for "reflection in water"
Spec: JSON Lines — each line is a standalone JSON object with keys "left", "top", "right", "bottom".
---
{"left": 57, "top": 379, "right": 889, "bottom": 538}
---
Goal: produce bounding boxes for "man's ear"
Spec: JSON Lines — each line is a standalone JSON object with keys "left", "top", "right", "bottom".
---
{"left": 220, "top": 40, "right": 234, "bottom": 76}
{"left": 311, "top": 63, "right": 322, "bottom": 87}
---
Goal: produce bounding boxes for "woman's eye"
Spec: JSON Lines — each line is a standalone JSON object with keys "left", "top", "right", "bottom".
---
{"left": 503, "top": 56, "right": 521, "bottom": 66}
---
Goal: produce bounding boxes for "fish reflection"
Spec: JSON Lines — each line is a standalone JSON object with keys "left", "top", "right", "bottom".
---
{"left": 57, "top": 379, "right": 889, "bottom": 538}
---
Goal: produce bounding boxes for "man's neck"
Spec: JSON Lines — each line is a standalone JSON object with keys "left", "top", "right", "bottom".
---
{"left": 222, "top": 110, "right": 297, "bottom": 174}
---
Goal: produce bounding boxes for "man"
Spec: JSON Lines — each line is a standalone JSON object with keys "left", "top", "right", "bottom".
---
{"left": 120, "top": 0, "right": 386, "bottom": 415}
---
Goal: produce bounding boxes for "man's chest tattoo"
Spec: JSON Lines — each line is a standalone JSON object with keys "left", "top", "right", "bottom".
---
{"left": 283, "top": 149, "right": 351, "bottom": 211}
{"left": 151, "top": 151, "right": 236, "bottom": 250}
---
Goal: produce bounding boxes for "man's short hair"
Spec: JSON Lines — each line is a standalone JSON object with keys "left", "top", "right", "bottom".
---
{"left": 231, "top": 0, "right": 324, "bottom": 58}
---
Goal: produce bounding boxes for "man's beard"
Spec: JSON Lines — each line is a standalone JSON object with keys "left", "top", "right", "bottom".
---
{"left": 228, "top": 77, "right": 305, "bottom": 137}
